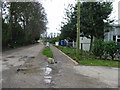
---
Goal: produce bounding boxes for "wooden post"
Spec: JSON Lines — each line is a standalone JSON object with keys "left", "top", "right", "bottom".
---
{"left": 76, "top": 0, "right": 80, "bottom": 59}
{"left": 73, "top": 41, "right": 75, "bottom": 48}
{"left": 81, "top": 43, "right": 83, "bottom": 56}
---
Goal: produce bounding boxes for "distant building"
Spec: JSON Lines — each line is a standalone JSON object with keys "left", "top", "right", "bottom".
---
{"left": 104, "top": 2, "right": 120, "bottom": 42}
{"left": 104, "top": 24, "right": 120, "bottom": 42}
{"left": 80, "top": 37, "right": 91, "bottom": 51}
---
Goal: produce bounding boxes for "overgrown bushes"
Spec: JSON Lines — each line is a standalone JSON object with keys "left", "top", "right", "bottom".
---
{"left": 2, "top": 2, "right": 47, "bottom": 49}
{"left": 51, "top": 36, "right": 60, "bottom": 44}
{"left": 92, "top": 39, "right": 105, "bottom": 58}
{"left": 104, "top": 41, "right": 118, "bottom": 60}
{"left": 57, "top": 45, "right": 118, "bottom": 67}
{"left": 92, "top": 39, "right": 120, "bottom": 60}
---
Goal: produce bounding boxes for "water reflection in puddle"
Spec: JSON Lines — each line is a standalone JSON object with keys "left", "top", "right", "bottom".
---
{"left": 44, "top": 79, "right": 52, "bottom": 84}
{"left": 44, "top": 76, "right": 52, "bottom": 79}
{"left": 42, "top": 66, "right": 53, "bottom": 84}
{"left": 45, "top": 67, "right": 52, "bottom": 75}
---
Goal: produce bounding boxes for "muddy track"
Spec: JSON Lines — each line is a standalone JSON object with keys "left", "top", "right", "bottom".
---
{"left": 1, "top": 43, "right": 118, "bottom": 88}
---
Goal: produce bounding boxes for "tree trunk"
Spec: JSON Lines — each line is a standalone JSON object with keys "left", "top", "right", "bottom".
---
{"left": 111, "top": 55, "right": 114, "bottom": 60}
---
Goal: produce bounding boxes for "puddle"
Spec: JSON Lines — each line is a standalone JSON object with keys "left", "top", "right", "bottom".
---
{"left": 17, "top": 68, "right": 28, "bottom": 72}
{"left": 44, "top": 67, "right": 52, "bottom": 75}
{"left": 42, "top": 66, "right": 53, "bottom": 84}
{"left": 20, "top": 70, "right": 43, "bottom": 74}
{"left": 17, "top": 68, "right": 44, "bottom": 74}
{"left": 44, "top": 79, "right": 52, "bottom": 84}
{"left": 41, "top": 67, "right": 52, "bottom": 75}
{"left": 44, "top": 75, "right": 52, "bottom": 84}
{"left": 44, "top": 76, "right": 52, "bottom": 79}
{"left": 29, "top": 56, "right": 35, "bottom": 59}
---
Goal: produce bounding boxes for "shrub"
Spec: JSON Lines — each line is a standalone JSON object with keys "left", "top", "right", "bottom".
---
{"left": 104, "top": 41, "right": 117, "bottom": 60}
{"left": 116, "top": 42, "right": 120, "bottom": 54}
{"left": 52, "top": 36, "right": 60, "bottom": 44}
{"left": 92, "top": 39, "right": 105, "bottom": 58}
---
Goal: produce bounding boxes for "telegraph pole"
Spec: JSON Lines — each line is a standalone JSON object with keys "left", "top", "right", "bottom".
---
{"left": 76, "top": 0, "right": 80, "bottom": 59}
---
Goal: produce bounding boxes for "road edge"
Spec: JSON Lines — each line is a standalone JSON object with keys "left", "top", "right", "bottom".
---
{"left": 54, "top": 46, "right": 79, "bottom": 65}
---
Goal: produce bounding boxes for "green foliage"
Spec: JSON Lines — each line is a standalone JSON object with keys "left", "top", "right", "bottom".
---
{"left": 60, "top": 4, "right": 77, "bottom": 41}
{"left": 104, "top": 41, "right": 117, "bottom": 60}
{"left": 2, "top": 2, "right": 47, "bottom": 49}
{"left": 61, "top": 2, "right": 113, "bottom": 39}
{"left": 116, "top": 42, "right": 120, "bottom": 54}
{"left": 42, "top": 47, "right": 53, "bottom": 58}
{"left": 52, "top": 36, "right": 60, "bottom": 44}
{"left": 80, "top": 2, "right": 113, "bottom": 39}
{"left": 60, "top": 2, "right": 113, "bottom": 51}
{"left": 92, "top": 40, "right": 119, "bottom": 60}
{"left": 92, "top": 39, "right": 105, "bottom": 58}
{"left": 57, "top": 46, "right": 118, "bottom": 67}
{"left": 79, "top": 59, "right": 118, "bottom": 67}
{"left": 2, "top": 19, "right": 9, "bottom": 47}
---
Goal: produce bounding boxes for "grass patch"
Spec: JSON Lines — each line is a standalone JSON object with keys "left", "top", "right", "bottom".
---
{"left": 42, "top": 47, "right": 53, "bottom": 58}
{"left": 79, "top": 59, "right": 118, "bottom": 67}
{"left": 57, "top": 46, "right": 119, "bottom": 67}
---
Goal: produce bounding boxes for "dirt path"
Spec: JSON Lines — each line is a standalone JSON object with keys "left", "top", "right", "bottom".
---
{"left": 2, "top": 43, "right": 118, "bottom": 88}
{"left": 2, "top": 43, "right": 52, "bottom": 88}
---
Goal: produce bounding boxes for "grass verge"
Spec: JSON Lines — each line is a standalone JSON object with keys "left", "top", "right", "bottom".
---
{"left": 57, "top": 46, "right": 119, "bottom": 67}
{"left": 42, "top": 46, "right": 53, "bottom": 58}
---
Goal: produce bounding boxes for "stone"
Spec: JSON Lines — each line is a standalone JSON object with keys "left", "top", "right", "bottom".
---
{"left": 47, "top": 58, "right": 55, "bottom": 64}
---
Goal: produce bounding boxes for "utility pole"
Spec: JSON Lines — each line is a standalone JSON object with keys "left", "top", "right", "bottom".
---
{"left": 76, "top": 0, "right": 80, "bottom": 59}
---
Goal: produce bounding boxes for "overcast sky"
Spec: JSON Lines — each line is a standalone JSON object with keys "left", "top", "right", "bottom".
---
{"left": 40, "top": 0, "right": 120, "bottom": 34}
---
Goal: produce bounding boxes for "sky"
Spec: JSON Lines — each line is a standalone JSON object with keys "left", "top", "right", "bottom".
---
{"left": 40, "top": 0, "right": 120, "bottom": 34}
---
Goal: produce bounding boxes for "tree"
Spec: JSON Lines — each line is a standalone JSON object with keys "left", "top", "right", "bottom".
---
{"left": 60, "top": 4, "right": 77, "bottom": 41}
{"left": 2, "top": 2, "right": 47, "bottom": 48}
{"left": 2, "top": 18, "right": 9, "bottom": 47}
{"left": 80, "top": 2, "right": 113, "bottom": 52}
{"left": 60, "top": 2, "right": 113, "bottom": 52}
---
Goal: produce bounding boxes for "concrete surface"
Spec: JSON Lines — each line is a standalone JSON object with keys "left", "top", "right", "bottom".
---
{"left": 74, "top": 65, "right": 118, "bottom": 88}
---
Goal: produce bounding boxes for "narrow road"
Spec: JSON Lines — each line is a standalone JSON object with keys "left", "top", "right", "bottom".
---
{"left": 50, "top": 45, "right": 118, "bottom": 88}
{"left": 2, "top": 43, "right": 118, "bottom": 88}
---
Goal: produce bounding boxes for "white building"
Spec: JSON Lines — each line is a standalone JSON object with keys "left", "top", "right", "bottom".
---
{"left": 104, "top": 24, "right": 120, "bottom": 42}
{"left": 80, "top": 37, "right": 91, "bottom": 51}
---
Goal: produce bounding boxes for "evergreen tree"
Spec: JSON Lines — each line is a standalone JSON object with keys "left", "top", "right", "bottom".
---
{"left": 60, "top": 2, "right": 113, "bottom": 51}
